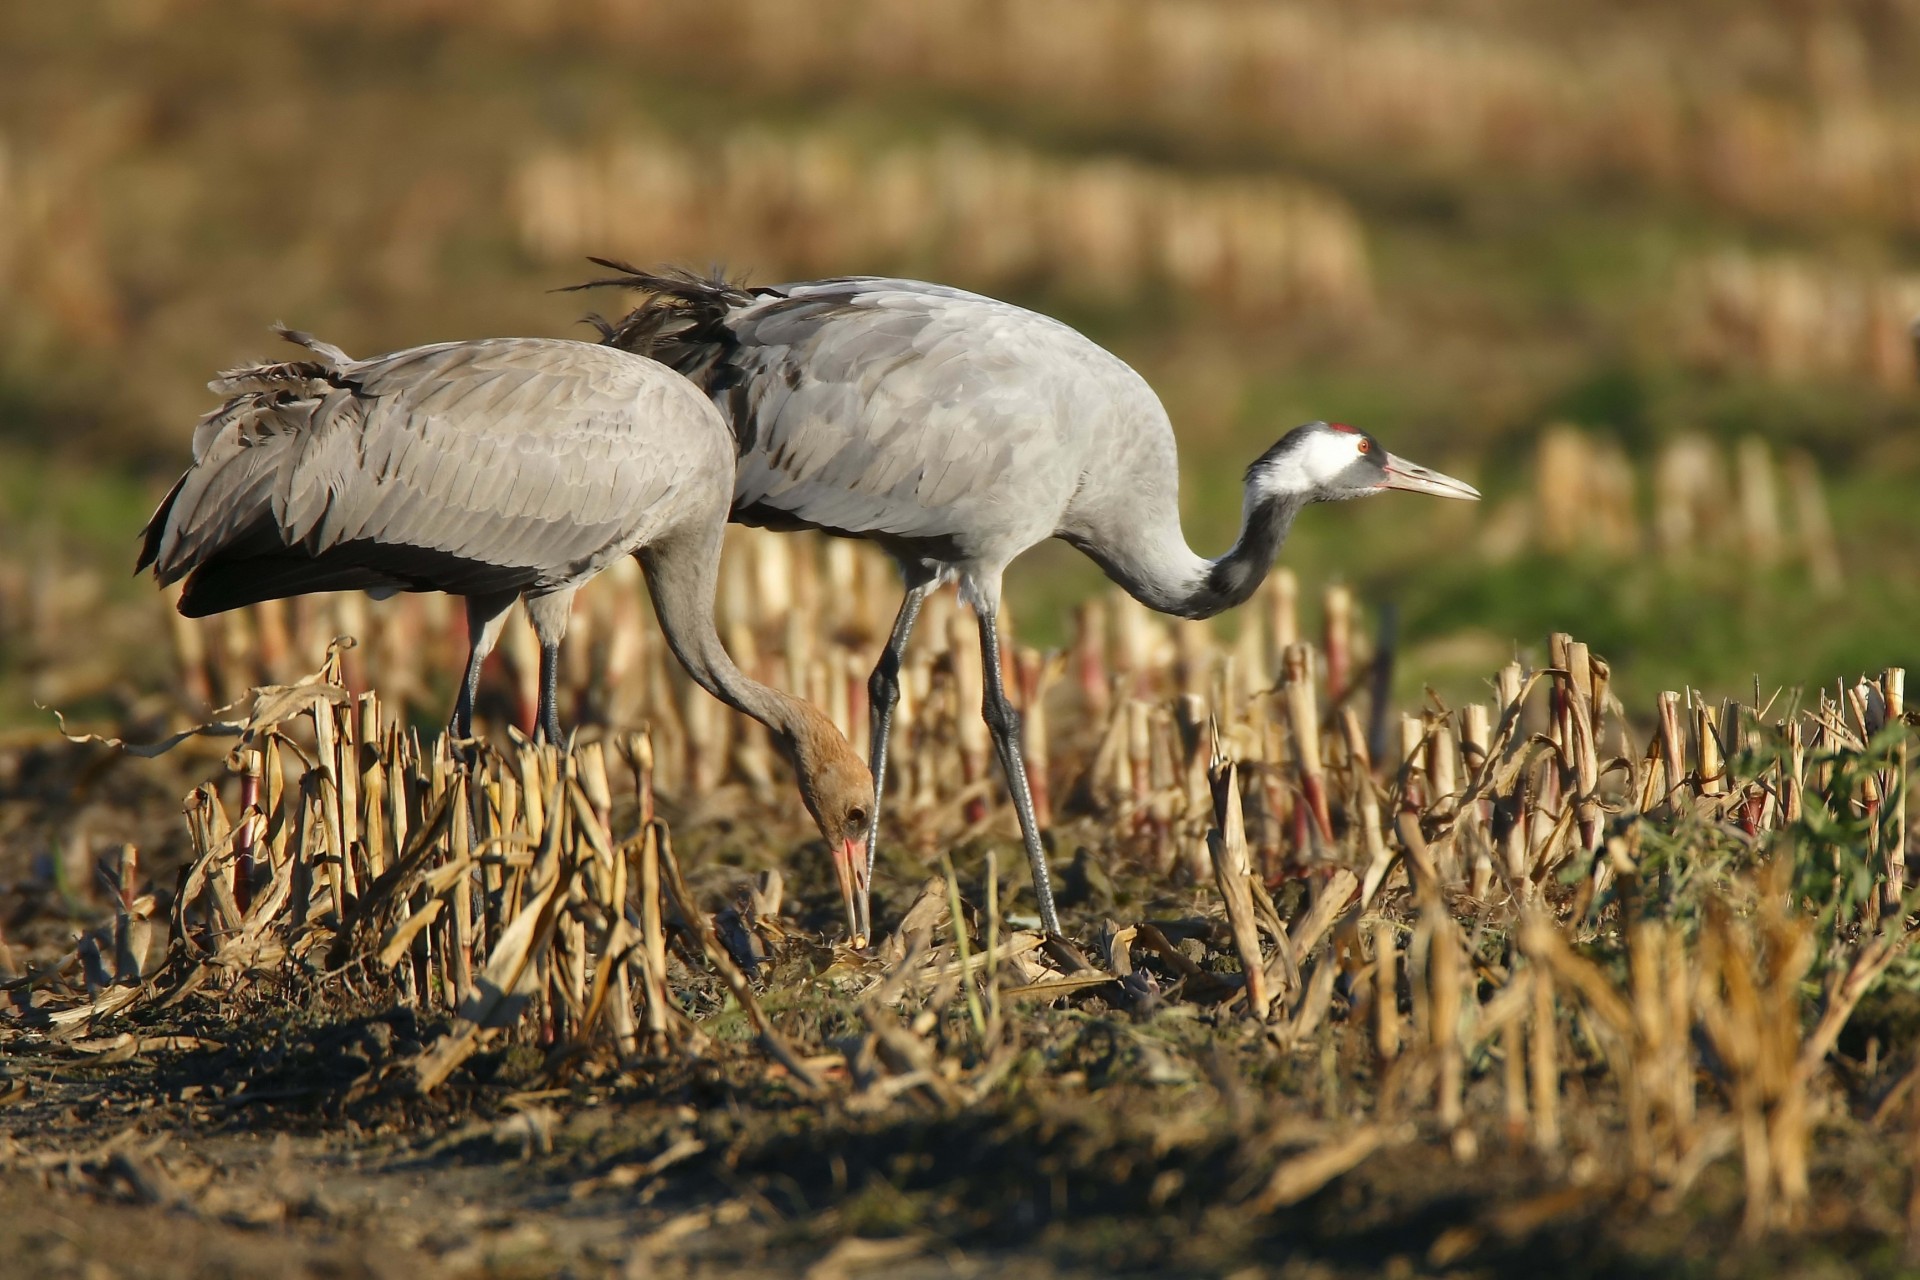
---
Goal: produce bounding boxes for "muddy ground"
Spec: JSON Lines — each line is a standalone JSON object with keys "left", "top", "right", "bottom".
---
{"left": 4, "top": 968, "right": 1914, "bottom": 1279}
{"left": 3, "top": 740, "right": 1917, "bottom": 1279}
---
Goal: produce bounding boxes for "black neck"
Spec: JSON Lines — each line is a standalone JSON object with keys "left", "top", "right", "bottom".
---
{"left": 1174, "top": 493, "right": 1304, "bottom": 620}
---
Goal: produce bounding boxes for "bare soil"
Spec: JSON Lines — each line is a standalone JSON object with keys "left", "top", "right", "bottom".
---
{"left": 3, "top": 740, "right": 1916, "bottom": 1279}
{"left": 4, "top": 961, "right": 1913, "bottom": 1279}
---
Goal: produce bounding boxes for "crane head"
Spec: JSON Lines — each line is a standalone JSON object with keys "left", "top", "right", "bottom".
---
{"left": 1248, "top": 421, "right": 1480, "bottom": 505}
{"left": 782, "top": 707, "right": 877, "bottom": 945}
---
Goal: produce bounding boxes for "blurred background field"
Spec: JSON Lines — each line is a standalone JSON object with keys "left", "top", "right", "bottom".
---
{"left": 3, "top": 0, "right": 1919, "bottom": 730}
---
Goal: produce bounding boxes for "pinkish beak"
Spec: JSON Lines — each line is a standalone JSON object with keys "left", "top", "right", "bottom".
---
{"left": 831, "top": 836, "right": 871, "bottom": 947}
{"left": 1377, "top": 452, "right": 1481, "bottom": 501}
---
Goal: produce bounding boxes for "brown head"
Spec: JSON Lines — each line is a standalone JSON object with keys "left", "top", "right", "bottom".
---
{"left": 775, "top": 698, "right": 876, "bottom": 945}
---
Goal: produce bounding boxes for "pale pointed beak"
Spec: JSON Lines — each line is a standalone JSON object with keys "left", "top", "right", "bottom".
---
{"left": 831, "top": 836, "right": 871, "bottom": 947}
{"left": 1377, "top": 452, "right": 1481, "bottom": 501}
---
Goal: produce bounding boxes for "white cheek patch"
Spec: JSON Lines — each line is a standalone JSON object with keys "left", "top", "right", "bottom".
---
{"left": 1307, "top": 431, "right": 1368, "bottom": 484}
{"left": 1252, "top": 431, "right": 1369, "bottom": 499}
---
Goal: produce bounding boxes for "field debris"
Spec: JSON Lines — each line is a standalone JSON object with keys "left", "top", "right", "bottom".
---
{"left": 4, "top": 536, "right": 1918, "bottom": 1272}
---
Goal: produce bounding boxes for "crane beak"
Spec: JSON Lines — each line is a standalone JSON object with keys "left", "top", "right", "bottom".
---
{"left": 832, "top": 836, "right": 871, "bottom": 948}
{"left": 1377, "top": 453, "right": 1481, "bottom": 501}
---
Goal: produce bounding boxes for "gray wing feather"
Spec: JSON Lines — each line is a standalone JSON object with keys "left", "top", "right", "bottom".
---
{"left": 148, "top": 337, "right": 727, "bottom": 594}
{"left": 715, "top": 281, "right": 1098, "bottom": 551}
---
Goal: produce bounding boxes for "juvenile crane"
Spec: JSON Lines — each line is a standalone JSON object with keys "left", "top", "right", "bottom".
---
{"left": 584, "top": 267, "right": 1481, "bottom": 941}
{"left": 139, "top": 329, "right": 877, "bottom": 934}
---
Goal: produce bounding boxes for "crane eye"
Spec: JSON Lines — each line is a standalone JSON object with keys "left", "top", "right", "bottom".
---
{"left": 1356, "top": 439, "right": 1371, "bottom": 454}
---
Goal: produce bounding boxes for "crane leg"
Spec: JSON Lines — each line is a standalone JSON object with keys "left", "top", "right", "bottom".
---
{"left": 864, "top": 572, "right": 939, "bottom": 883}
{"left": 450, "top": 592, "right": 518, "bottom": 745}
{"left": 525, "top": 588, "right": 577, "bottom": 748}
{"left": 974, "top": 607, "right": 1062, "bottom": 938}
{"left": 537, "top": 643, "right": 564, "bottom": 747}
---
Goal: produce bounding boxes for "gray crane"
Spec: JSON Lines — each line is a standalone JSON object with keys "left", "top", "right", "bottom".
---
{"left": 138, "top": 328, "right": 878, "bottom": 933}
{"left": 581, "top": 266, "right": 1481, "bottom": 940}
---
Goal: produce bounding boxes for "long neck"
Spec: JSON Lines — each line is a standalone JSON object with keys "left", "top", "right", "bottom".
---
{"left": 638, "top": 529, "right": 809, "bottom": 744}
{"left": 1076, "top": 485, "right": 1305, "bottom": 621}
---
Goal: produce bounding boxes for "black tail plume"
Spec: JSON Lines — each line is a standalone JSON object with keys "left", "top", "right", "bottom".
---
{"left": 561, "top": 260, "right": 773, "bottom": 365}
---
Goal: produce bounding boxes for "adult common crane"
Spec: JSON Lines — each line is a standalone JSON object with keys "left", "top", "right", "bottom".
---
{"left": 138, "top": 328, "right": 878, "bottom": 934}
{"left": 582, "top": 266, "right": 1481, "bottom": 939}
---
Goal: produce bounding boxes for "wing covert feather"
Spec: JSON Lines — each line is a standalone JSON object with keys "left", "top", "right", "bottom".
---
{"left": 713, "top": 282, "right": 1098, "bottom": 547}
{"left": 151, "top": 338, "right": 731, "bottom": 593}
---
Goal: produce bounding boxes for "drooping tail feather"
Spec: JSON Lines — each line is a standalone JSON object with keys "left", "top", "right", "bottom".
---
{"left": 139, "top": 324, "right": 361, "bottom": 592}
{"left": 205, "top": 325, "right": 353, "bottom": 399}
{"left": 135, "top": 473, "right": 189, "bottom": 578}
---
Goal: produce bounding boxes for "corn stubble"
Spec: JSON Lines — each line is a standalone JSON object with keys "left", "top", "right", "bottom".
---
{"left": 28, "top": 528, "right": 1920, "bottom": 1242}
{"left": 306, "top": 0, "right": 1920, "bottom": 238}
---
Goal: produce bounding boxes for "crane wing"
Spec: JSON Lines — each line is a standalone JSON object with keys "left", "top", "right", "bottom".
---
{"left": 141, "top": 337, "right": 721, "bottom": 614}
{"left": 710, "top": 280, "right": 1089, "bottom": 549}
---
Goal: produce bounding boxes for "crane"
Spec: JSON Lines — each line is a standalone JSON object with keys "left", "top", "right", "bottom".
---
{"left": 138, "top": 327, "right": 878, "bottom": 935}
{"left": 582, "top": 267, "right": 1481, "bottom": 939}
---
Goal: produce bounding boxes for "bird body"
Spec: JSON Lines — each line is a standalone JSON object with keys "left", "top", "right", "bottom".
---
{"left": 142, "top": 329, "right": 877, "bottom": 934}
{"left": 605, "top": 277, "right": 1202, "bottom": 610}
{"left": 587, "top": 267, "right": 1482, "bottom": 939}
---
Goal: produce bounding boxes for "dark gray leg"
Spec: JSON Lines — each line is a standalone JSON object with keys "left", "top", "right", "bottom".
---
{"left": 524, "top": 587, "right": 578, "bottom": 749}
{"left": 451, "top": 641, "right": 486, "bottom": 742}
{"left": 864, "top": 571, "right": 939, "bottom": 880}
{"left": 975, "top": 607, "right": 1062, "bottom": 937}
{"left": 538, "top": 642, "right": 564, "bottom": 747}
{"left": 450, "top": 593, "right": 516, "bottom": 743}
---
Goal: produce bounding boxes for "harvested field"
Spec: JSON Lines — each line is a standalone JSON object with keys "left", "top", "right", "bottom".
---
{"left": 5, "top": 534, "right": 1918, "bottom": 1277}
{"left": 6, "top": 1, "right": 1920, "bottom": 1274}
